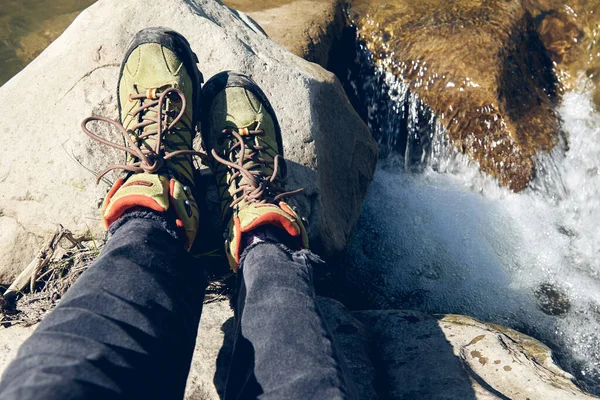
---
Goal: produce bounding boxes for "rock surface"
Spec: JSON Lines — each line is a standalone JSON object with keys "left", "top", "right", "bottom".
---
{"left": 0, "top": 0, "right": 377, "bottom": 284}
{"left": 349, "top": 0, "right": 561, "bottom": 191}
{"left": 185, "top": 300, "right": 233, "bottom": 400}
{"left": 527, "top": 0, "right": 600, "bottom": 108}
{"left": 318, "top": 296, "right": 378, "bottom": 399}
{"left": 0, "top": 297, "right": 595, "bottom": 399}
{"left": 222, "top": 0, "right": 345, "bottom": 68}
{"left": 0, "top": 325, "right": 36, "bottom": 377}
{"left": 354, "top": 309, "right": 597, "bottom": 399}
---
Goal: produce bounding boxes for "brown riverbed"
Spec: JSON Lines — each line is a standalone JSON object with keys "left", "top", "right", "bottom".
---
{"left": 349, "top": 0, "right": 600, "bottom": 190}
{"left": 0, "top": 0, "right": 96, "bottom": 86}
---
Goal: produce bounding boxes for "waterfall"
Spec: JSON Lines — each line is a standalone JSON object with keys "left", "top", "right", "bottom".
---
{"left": 348, "top": 41, "right": 600, "bottom": 394}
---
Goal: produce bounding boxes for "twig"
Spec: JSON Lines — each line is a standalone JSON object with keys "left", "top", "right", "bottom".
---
{"left": 203, "top": 294, "right": 226, "bottom": 305}
{"left": 4, "top": 226, "right": 66, "bottom": 298}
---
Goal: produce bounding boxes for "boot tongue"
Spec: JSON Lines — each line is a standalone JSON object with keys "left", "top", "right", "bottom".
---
{"left": 226, "top": 120, "right": 286, "bottom": 209}
{"left": 136, "top": 85, "right": 176, "bottom": 149}
{"left": 234, "top": 121, "right": 265, "bottom": 190}
{"left": 125, "top": 86, "right": 173, "bottom": 174}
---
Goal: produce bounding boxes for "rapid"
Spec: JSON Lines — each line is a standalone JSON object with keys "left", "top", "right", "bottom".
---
{"left": 348, "top": 47, "right": 600, "bottom": 393}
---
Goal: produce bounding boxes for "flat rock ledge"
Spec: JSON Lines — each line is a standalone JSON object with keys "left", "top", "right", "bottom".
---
{"left": 0, "top": 0, "right": 377, "bottom": 284}
{"left": 223, "top": 0, "right": 346, "bottom": 68}
{"left": 0, "top": 297, "right": 595, "bottom": 399}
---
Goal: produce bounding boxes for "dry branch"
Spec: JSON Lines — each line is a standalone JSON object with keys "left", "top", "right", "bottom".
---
{"left": 0, "top": 226, "right": 100, "bottom": 326}
{"left": 4, "top": 226, "right": 66, "bottom": 298}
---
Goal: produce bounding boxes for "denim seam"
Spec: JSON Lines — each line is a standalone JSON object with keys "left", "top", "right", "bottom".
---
{"left": 301, "top": 252, "right": 352, "bottom": 399}
{"left": 240, "top": 243, "right": 352, "bottom": 399}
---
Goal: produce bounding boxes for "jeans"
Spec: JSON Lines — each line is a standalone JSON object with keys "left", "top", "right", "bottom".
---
{"left": 0, "top": 214, "right": 356, "bottom": 400}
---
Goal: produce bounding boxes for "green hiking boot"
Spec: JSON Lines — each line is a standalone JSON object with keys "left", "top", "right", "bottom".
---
{"left": 201, "top": 71, "right": 308, "bottom": 270}
{"left": 82, "top": 27, "right": 204, "bottom": 250}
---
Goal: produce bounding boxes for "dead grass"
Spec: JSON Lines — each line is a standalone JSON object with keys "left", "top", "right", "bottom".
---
{"left": 0, "top": 225, "right": 234, "bottom": 328}
{"left": 0, "top": 226, "right": 100, "bottom": 327}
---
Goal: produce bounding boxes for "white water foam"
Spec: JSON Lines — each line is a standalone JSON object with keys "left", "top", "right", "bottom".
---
{"left": 350, "top": 77, "right": 600, "bottom": 391}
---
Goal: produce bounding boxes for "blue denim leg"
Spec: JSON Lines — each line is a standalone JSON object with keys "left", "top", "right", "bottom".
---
{"left": 0, "top": 215, "right": 206, "bottom": 400}
{"left": 224, "top": 241, "right": 358, "bottom": 400}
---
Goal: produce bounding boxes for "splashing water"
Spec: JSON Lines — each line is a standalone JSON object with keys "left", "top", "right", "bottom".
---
{"left": 349, "top": 62, "right": 600, "bottom": 392}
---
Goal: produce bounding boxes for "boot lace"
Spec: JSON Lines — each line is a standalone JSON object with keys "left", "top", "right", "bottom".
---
{"left": 82, "top": 87, "right": 206, "bottom": 184}
{"left": 211, "top": 128, "right": 303, "bottom": 213}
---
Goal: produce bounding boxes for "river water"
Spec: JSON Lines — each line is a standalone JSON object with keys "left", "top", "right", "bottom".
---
{"left": 347, "top": 49, "right": 600, "bottom": 392}
{"left": 0, "top": 0, "right": 95, "bottom": 86}
{"left": 2, "top": 0, "right": 600, "bottom": 395}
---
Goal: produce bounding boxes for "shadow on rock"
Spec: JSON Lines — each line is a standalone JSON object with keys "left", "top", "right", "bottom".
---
{"left": 213, "top": 316, "right": 235, "bottom": 398}
{"left": 353, "top": 310, "right": 478, "bottom": 399}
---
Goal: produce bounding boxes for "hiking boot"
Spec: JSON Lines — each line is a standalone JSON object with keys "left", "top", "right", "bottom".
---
{"left": 82, "top": 27, "right": 204, "bottom": 250}
{"left": 201, "top": 71, "right": 308, "bottom": 270}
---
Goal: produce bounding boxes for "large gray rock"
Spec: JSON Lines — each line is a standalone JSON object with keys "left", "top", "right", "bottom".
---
{"left": 185, "top": 300, "right": 234, "bottom": 400}
{"left": 0, "top": 0, "right": 377, "bottom": 284}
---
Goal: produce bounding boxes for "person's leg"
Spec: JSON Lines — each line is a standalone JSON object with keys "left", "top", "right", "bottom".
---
{"left": 0, "top": 27, "right": 206, "bottom": 400}
{"left": 0, "top": 212, "right": 205, "bottom": 400}
{"left": 201, "top": 72, "right": 358, "bottom": 399}
{"left": 225, "top": 241, "right": 357, "bottom": 400}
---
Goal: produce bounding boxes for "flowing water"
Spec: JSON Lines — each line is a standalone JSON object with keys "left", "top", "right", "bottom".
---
{"left": 347, "top": 40, "right": 600, "bottom": 393}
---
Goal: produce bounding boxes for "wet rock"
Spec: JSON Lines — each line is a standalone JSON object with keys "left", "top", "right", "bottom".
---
{"left": 349, "top": 0, "right": 562, "bottom": 191}
{"left": 223, "top": 0, "right": 345, "bottom": 67}
{"left": 0, "top": 0, "right": 377, "bottom": 282}
{"left": 353, "top": 309, "right": 597, "bottom": 399}
{"left": 526, "top": 0, "right": 600, "bottom": 109}
{"left": 535, "top": 282, "right": 572, "bottom": 316}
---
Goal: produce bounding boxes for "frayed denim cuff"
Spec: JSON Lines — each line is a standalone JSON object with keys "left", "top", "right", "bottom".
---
{"left": 238, "top": 240, "right": 324, "bottom": 271}
{"left": 107, "top": 209, "right": 181, "bottom": 242}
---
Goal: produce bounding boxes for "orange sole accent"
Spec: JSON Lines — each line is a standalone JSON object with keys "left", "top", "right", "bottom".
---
{"left": 242, "top": 212, "right": 300, "bottom": 239}
{"left": 169, "top": 179, "right": 176, "bottom": 197}
{"left": 232, "top": 208, "right": 302, "bottom": 260}
{"left": 102, "top": 178, "right": 124, "bottom": 229}
{"left": 104, "top": 194, "right": 167, "bottom": 228}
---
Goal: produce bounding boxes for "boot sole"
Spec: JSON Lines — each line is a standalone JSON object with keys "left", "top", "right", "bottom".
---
{"left": 117, "top": 27, "right": 204, "bottom": 126}
{"left": 200, "top": 71, "right": 284, "bottom": 158}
